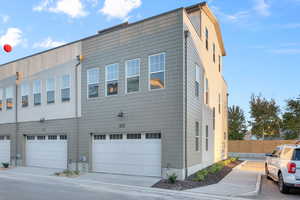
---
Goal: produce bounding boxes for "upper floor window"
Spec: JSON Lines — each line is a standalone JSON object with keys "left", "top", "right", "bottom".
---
{"left": 206, "top": 125, "right": 209, "bottom": 151}
{"left": 126, "top": 59, "right": 140, "bottom": 93}
{"left": 149, "top": 53, "right": 165, "bottom": 90}
{"left": 205, "top": 78, "right": 209, "bottom": 104}
{"left": 195, "top": 64, "right": 200, "bottom": 97}
{"left": 61, "top": 75, "right": 70, "bottom": 102}
{"left": 213, "top": 107, "right": 216, "bottom": 130}
{"left": 213, "top": 43, "right": 216, "bottom": 63}
{"left": 33, "top": 80, "right": 41, "bottom": 106}
{"left": 46, "top": 78, "right": 55, "bottom": 104}
{"left": 0, "top": 88, "right": 3, "bottom": 111}
{"left": 195, "top": 121, "right": 200, "bottom": 151}
{"left": 87, "top": 68, "right": 100, "bottom": 98}
{"left": 219, "top": 55, "right": 221, "bottom": 72}
{"left": 106, "top": 64, "right": 119, "bottom": 96}
{"left": 205, "top": 28, "right": 209, "bottom": 50}
{"left": 5, "top": 87, "right": 13, "bottom": 110}
{"left": 218, "top": 93, "right": 221, "bottom": 114}
{"left": 21, "top": 83, "right": 29, "bottom": 107}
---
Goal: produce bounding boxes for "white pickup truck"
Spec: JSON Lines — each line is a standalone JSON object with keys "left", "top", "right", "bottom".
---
{"left": 265, "top": 144, "right": 300, "bottom": 193}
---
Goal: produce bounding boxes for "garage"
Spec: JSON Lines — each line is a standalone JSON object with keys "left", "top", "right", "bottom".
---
{"left": 92, "top": 133, "right": 161, "bottom": 177}
{"left": 26, "top": 135, "right": 68, "bottom": 169}
{"left": 0, "top": 136, "right": 10, "bottom": 164}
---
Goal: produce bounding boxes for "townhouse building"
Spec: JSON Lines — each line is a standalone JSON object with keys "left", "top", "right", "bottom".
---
{"left": 0, "top": 2, "right": 228, "bottom": 180}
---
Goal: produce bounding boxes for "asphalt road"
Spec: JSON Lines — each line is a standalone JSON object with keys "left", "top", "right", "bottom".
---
{"left": 0, "top": 173, "right": 233, "bottom": 200}
{"left": 258, "top": 176, "right": 300, "bottom": 200}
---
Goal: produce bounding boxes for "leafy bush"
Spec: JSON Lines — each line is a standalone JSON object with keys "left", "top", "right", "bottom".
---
{"left": 168, "top": 173, "right": 177, "bottom": 184}
{"left": 223, "top": 159, "right": 231, "bottom": 166}
{"left": 2, "top": 162, "right": 9, "bottom": 168}
{"left": 229, "top": 157, "right": 238, "bottom": 162}
{"left": 208, "top": 163, "right": 224, "bottom": 174}
{"left": 193, "top": 169, "right": 209, "bottom": 182}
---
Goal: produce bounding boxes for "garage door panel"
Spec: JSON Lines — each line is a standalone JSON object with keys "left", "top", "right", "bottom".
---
{"left": 0, "top": 139, "right": 10, "bottom": 163}
{"left": 92, "top": 134, "right": 161, "bottom": 177}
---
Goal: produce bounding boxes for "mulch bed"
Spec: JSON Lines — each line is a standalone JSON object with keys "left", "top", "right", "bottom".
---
{"left": 152, "top": 160, "right": 243, "bottom": 191}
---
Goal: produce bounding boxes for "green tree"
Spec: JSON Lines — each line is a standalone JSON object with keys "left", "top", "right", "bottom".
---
{"left": 249, "top": 94, "right": 281, "bottom": 139}
{"left": 228, "top": 105, "right": 247, "bottom": 140}
{"left": 282, "top": 96, "right": 300, "bottom": 140}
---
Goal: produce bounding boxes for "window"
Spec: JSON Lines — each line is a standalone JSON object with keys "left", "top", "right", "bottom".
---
{"left": 205, "top": 28, "right": 209, "bottom": 50}
{"left": 195, "top": 64, "right": 200, "bottom": 97}
{"left": 149, "top": 53, "right": 165, "bottom": 90}
{"left": 0, "top": 136, "right": 4, "bottom": 140}
{"left": 61, "top": 75, "right": 70, "bottom": 102}
{"left": 5, "top": 87, "right": 13, "bottom": 110}
{"left": 48, "top": 135, "right": 57, "bottom": 140}
{"left": 110, "top": 134, "right": 123, "bottom": 140}
{"left": 218, "top": 94, "right": 221, "bottom": 114}
{"left": 21, "top": 83, "right": 29, "bottom": 107}
{"left": 195, "top": 122, "right": 200, "bottom": 151}
{"left": 60, "top": 135, "right": 67, "bottom": 140}
{"left": 205, "top": 78, "right": 209, "bottom": 104}
{"left": 46, "top": 78, "right": 55, "bottom": 104}
{"left": 106, "top": 64, "right": 119, "bottom": 96}
{"left": 219, "top": 55, "right": 221, "bottom": 72}
{"left": 37, "top": 136, "right": 46, "bottom": 140}
{"left": 94, "top": 135, "right": 106, "bottom": 140}
{"left": 206, "top": 125, "right": 209, "bottom": 151}
{"left": 27, "top": 136, "right": 35, "bottom": 140}
{"left": 33, "top": 80, "right": 41, "bottom": 106}
{"left": 213, "top": 43, "right": 216, "bottom": 63}
{"left": 126, "top": 59, "right": 140, "bottom": 93}
{"left": 294, "top": 149, "right": 300, "bottom": 161}
{"left": 146, "top": 133, "right": 161, "bottom": 139}
{"left": 0, "top": 88, "right": 3, "bottom": 111}
{"left": 281, "top": 148, "right": 294, "bottom": 160}
{"left": 87, "top": 68, "right": 99, "bottom": 98}
{"left": 213, "top": 107, "right": 216, "bottom": 130}
{"left": 127, "top": 133, "right": 141, "bottom": 139}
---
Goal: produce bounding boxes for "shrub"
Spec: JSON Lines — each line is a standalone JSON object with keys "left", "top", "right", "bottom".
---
{"left": 208, "top": 163, "right": 224, "bottom": 174}
{"left": 229, "top": 157, "right": 238, "bottom": 162}
{"left": 2, "top": 162, "right": 9, "bottom": 168}
{"left": 193, "top": 169, "right": 209, "bottom": 182}
{"left": 223, "top": 159, "right": 231, "bottom": 166}
{"left": 168, "top": 173, "right": 177, "bottom": 184}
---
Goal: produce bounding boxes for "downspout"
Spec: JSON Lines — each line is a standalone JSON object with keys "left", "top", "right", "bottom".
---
{"left": 15, "top": 74, "right": 19, "bottom": 166}
{"left": 75, "top": 56, "right": 81, "bottom": 171}
{"left": 184, "top": 30, "right": 189, "bottom": 179}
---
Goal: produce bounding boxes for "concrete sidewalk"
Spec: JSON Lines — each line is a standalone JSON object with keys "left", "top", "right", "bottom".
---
{"left": 187, "top": 160, "right": 265, "bottom": 197}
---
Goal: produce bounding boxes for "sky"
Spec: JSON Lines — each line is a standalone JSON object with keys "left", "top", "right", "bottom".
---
{"left": 0, "top": 0, "right": 299, "bottom": 120}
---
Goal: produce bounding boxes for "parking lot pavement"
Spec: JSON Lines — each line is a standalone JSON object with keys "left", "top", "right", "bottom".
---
{"left": 257, "top": 176, "right": 300, "bottom": 200}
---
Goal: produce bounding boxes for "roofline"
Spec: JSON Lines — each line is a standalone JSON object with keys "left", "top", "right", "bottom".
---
{"left": 0, "top": 7, "right": 184, "bottom": 67}
{"left": 186, "top": 2, "right": 226, "bottom": 56}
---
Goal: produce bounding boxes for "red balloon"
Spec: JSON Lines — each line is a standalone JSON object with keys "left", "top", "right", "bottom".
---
{"left": 3, "top": 44, "right": 12, "bottom": 53}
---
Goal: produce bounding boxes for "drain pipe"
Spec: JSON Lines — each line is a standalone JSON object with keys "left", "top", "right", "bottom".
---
{"left": 15, "top": 73, "right": 19, "bottom": 166}
{"left": 184, "top": 30, "right": 189, "bottom": 179}
{"left": 75, "top": 55, "right": 82, "bottom": 171}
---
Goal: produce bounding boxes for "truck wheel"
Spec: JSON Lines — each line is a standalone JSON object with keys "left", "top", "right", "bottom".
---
{"left": 278, "top": 173, "right": 290, "bottom": 194}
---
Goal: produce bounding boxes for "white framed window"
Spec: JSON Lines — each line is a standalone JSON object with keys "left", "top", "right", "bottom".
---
{"left": 21, "top": 83, "right": 30, "bottom": 107}
{"left": 105, "top": 63, "right": 119, "bottom": 96}
{"left": 206, "top": 125, "right": 209, "bottom": 151}
{"left": 5, "top": 87, "right": 13, "bottom": 110}
{"left": 195, "top": 64, "right": 200, "bottom": 97}
{"left": 87, "top": 68, "right": 100, "bottom": 98}
{"left": 218, "top": 93, "right": 221, "bottom": 114}
{"left": 46, "top": 78, "right": 55, "bottom": 104}
{"left": 0, "top": 88, "right": 3, "bottom": 111}
{"left": 213, "top": 43, "right": 216, "bottom": 63}
{"left": 213, "top": 107, "right": 216, "bottom": 130}
{"left": 149, "top": 53, "right": 165, "bottom": 90}
{"left": 205, "top": 27, "right": 209, "bottom": 50}
{"left": 61, "top": 74, "right": 70, "bottom": 102}
{"left": 33, "top": 80, "right": 41, "bottom": 106}
{"left": 195, "top": 121, "right": 200, "bottom": 151}
{"left": 126, "top": 58, "right": 140, "bottom": 93}
{"left": 205, "top": 78, "right": 209, "bottom": 104}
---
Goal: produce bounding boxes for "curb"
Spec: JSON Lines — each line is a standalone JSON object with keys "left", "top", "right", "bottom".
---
{"left": 237, "top": 173, "right": 262, "bottom": 197}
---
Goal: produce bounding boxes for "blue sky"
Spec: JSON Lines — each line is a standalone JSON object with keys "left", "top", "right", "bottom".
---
{"left": 0, "top": 0, "right": 299, "bottom": 119}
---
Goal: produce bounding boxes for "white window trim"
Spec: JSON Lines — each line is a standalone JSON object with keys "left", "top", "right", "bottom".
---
{"left": 105, "top": 63, "right": 119, "bottom": 97}
{"left": 46, "top": 78, "right": 55, "bottom": 104}
{"left": 61, "top": 74, "right": 71, "bottom": 102}
{"left": 125, "top": 58, "right": 140, "bottom": 94}
{"left": 195, "top": 121, "right": 200, "bottom": 152}
{"left": 148, "top": 52, "right": 166, "bottom": 91}
{"left": 33, "top": 80, "right": 41, "bottom": 95}
{"left": 87, "top": 68, "right": 100, "bottom": 99}
{"left": 5, "top": 86, "right": 14, "bottom": 111}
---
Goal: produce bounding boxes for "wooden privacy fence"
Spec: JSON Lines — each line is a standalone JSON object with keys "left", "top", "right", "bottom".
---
{"left": 229, "top": 140, "right": 298, "bottom": 154}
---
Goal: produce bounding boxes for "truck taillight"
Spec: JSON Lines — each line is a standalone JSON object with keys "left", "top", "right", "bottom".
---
{"left": 287, "top": 162, "right": 296, "bottom": 174}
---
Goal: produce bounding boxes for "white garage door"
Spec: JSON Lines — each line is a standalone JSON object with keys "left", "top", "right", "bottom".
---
{"left": 0, "top": 136, "right": 10, "bottom": 163}
{"left": 26, "top": 135, "right": 68, "bottom": 169}
{"left": 93, "top": 133, "right": 161, "bottom": 177}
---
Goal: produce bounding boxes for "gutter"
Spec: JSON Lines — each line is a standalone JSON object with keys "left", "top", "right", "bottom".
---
{"left": 184, "top": 30, "right": 189, "bottom": 179}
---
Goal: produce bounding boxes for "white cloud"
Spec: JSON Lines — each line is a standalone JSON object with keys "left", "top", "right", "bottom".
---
{"left": 33, "top": 37, "right": 66, "bottom": 49}
{"left": 253, "top": 0, "right": 271, "bottom": 16}
{"left": 1, "top": 15, "right": 10, "bottom": 24}
{"left": 269, "top": 49, "right": 300, "bottom": 55}
{"left": 0, "top": 28, "right": 23, "bottom": 47}
{"left": 100, "top": 0, "right": 142, "bottom": 20}
{"left": 33, "top": 0, "right": 88, "bottom": 18}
